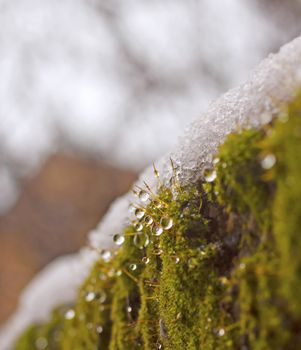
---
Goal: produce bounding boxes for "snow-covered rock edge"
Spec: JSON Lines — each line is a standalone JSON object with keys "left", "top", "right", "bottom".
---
{"left": 1, "top": 34, "right": 301, "bottom": 349}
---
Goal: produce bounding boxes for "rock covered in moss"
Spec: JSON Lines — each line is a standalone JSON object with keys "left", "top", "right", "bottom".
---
{"left": 11, "top": 95, "right": 301, "bottom": 348}
{"left": 1, "top": 35, "right": 301, "bottom": 350}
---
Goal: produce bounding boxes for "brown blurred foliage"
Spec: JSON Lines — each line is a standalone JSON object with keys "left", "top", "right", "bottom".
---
{"left": 0, "top": 154, "right": 136, "bottom": 325}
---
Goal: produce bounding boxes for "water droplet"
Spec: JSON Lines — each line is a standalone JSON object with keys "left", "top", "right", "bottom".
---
{"left": 153, "top": 199, "right": 162, "bottom": 209}
{"left": 218, "top": 328, "right": 225, "bottom": 337}
{"left": 135, "top": 208, "right": 145, "bottom": 219}
{"left": 128, "top": 203, "right": 136, "bottom": 213}
{"left": 108, "top": 268, "right": 115, "bottom": 277}
{"left": 138, "top": 190, "right": 150, "bottom": 202}
{"left": 261, "top": 153, "right": 276, "bottom": 170}
{"left": 35, "top": 337, "right": 48, "bottom": 350}
{"left": 152, "top": 225, "right": 163, "bottom": 236}
{"left": 96, "top": 325, "right": 103, "bottom": 334}
{"left": 239, "top": 262, "right": 246, "bottom": 270}
{"left": 142, "top": 256, "right": 150, "bottom": 265}
{"left": 85, "top": 291, "right": 96, "bottom": 302}
{"left": 198, "top": 245, "right": 207, "bottom": 256}
{"left": 100, "top": 249, "right": 112, "bottom": 262}
{"left": 203, "top": 168, "right": 217, "bottom": 182}
{"left": 97, "top": 291, "right": 107, "bottom": 303}
{"left": 156, "top": 342, "right": 163, "bottom": 349}
{"left": 133, "top": 233, "right": 150, "bottom": 249}
{"left": 160, "top": 217, "right": 173, "bottom": 230}
{"left": 134, "top": 222, "right": 144, "bottom": 232}
{"left": 113, "top": 234, "right": 125, "bottom": 246}
{"left": 116, "top": 269, "right": 122, "bottom": 276}
{"left": 213, "top": 157, "right": 220, "bottom": 165}
{"left": 129, "top": 263, "right": 137, "bottom": 271}
{"left": 144, "top": 215, "right": 154, "bottom": 226}
{"left": 127, "top": 306, "right": 132, "bottom": 313}
{"left": 171, "top": 256, "right": 180, "bottom": 264}
{"left": 154, "top": 248, "right": 163, "bottom": 255}
{"left": 65, "top": 309, "right": 75, "bottom": 320}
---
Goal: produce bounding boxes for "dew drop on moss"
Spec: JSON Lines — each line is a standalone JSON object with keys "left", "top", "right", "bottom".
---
{"left": 87, "top": 322, "right": 93, "bottom": 330}
{"left": 152, "top": 225, "right": 163, "bottom": 236}
{"left": 108, "top": 268, "right": 115, "bottom": 277}
{"left": 239, "top": 262, "right": 246, "bottom": 270}
{"left": 96, "top": 325, "right": 103, "bottom": 334}
{"left": 133, "top": 233, "right": 150, "bottom": 249}
{"left": 134, "top": 222, "right": 144, "bottom": 232}
{"left": 218, "top": 328, "right": 225, "bottom": 337}
{"left": 85, "top": 291, "right": 96, "bottom": 302}
{"left": 213, "top": 157, "right": 220, "bottom": 165}
{"left": 65, "top": 309, "right": 75, "bottom": 320}
{"left": 138, "top": 190, "right": 150, "bottom": 202}
{"left": 127, "top": 306, "right": 132, "bottom": 313}
{"left": 115, "top": 269, "right": 122, "bottom": 276}
{"left": 144, "top": 215, "right": 154, "bottom": 226}
{"left": 135, "top": 208, "right": 145, "bottom": 219}
{"left": 129, "top": 263, "right": 137, "bottom": 271}
{"left": 142, "top": 256, "right": 150, "bottom": 265}
{"left": 160, "top": 217, "right": 173, "bottom": 230}
{"left": 128, "top": 203, "right": 136, "bottom": 213}
{"left": 113, "top": 234, "right": 125, "bottom": 246}
{"left": 203, "top": 168, "right": 217, "bottom": 182}
{"left": 35, "top": 337, "right": 48, "bottom": 350}
{"left": 261, "top": 153, "right": 276, "bottom": 169}
{"left": 153, "top": 199, "right": 163, "bottom": 209}
{"left": 154, "top": 248, "right": 163, "bottom": 255}
{"left": 96, "top": 291, "right": 107, "bottom": 303}
{"left": 100, "top": 249, "right": 112, "bottom": 262}
{"left": 171, "top": 255, "right": 180, "bottom": 264}
{"left": 198, "top": 245, "right": 207, "bottom": 256}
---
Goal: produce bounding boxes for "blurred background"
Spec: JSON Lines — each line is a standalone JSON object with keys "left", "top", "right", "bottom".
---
{"left": 0, "top": 0, "right": 301, "bottom": 325}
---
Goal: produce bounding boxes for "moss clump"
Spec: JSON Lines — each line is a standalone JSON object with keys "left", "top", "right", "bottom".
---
{"left": 15, "top": 308, "right": 65, "bottom": 350}
{"left": 14, "top": 93, "right": 301, "bottom": 349}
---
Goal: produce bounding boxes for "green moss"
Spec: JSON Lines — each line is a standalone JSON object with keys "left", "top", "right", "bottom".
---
{"left": 15, "top": 308, "right": 65, "bottom": 350}
{"left": 14, "top": 94, "right": 301, "bottom": 349}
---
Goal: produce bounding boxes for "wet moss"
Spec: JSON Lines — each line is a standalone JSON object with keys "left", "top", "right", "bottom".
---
{"left": 13, "top": 94, "right": 301, "bottom": 349}
{"left": 15, "top": 308, "right": 65, "bottom": 350}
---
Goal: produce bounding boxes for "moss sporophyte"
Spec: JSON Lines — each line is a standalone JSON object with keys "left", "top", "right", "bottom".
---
{"left": 15, "top": 94, "right": 301, "bottom": 350}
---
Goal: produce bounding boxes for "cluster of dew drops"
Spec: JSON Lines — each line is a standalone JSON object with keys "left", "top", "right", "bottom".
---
{"left": 61, "top": 161, "right": 231, "bottom": 348}
{"left": 60, "top": 116, "right": 282, "bottom": 347}
{"left": 61, "top": 164, "right": 176, "bottom": 348}
{"left": 112, "top": 163, "right": 175, "bottom": 272}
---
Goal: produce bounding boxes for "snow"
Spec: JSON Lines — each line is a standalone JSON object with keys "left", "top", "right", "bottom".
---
{"left": 1, "top": 33, "right": 301, "bottom": 350}
{"left": 0, "top": 249, "right": 96, "bottom": 349}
